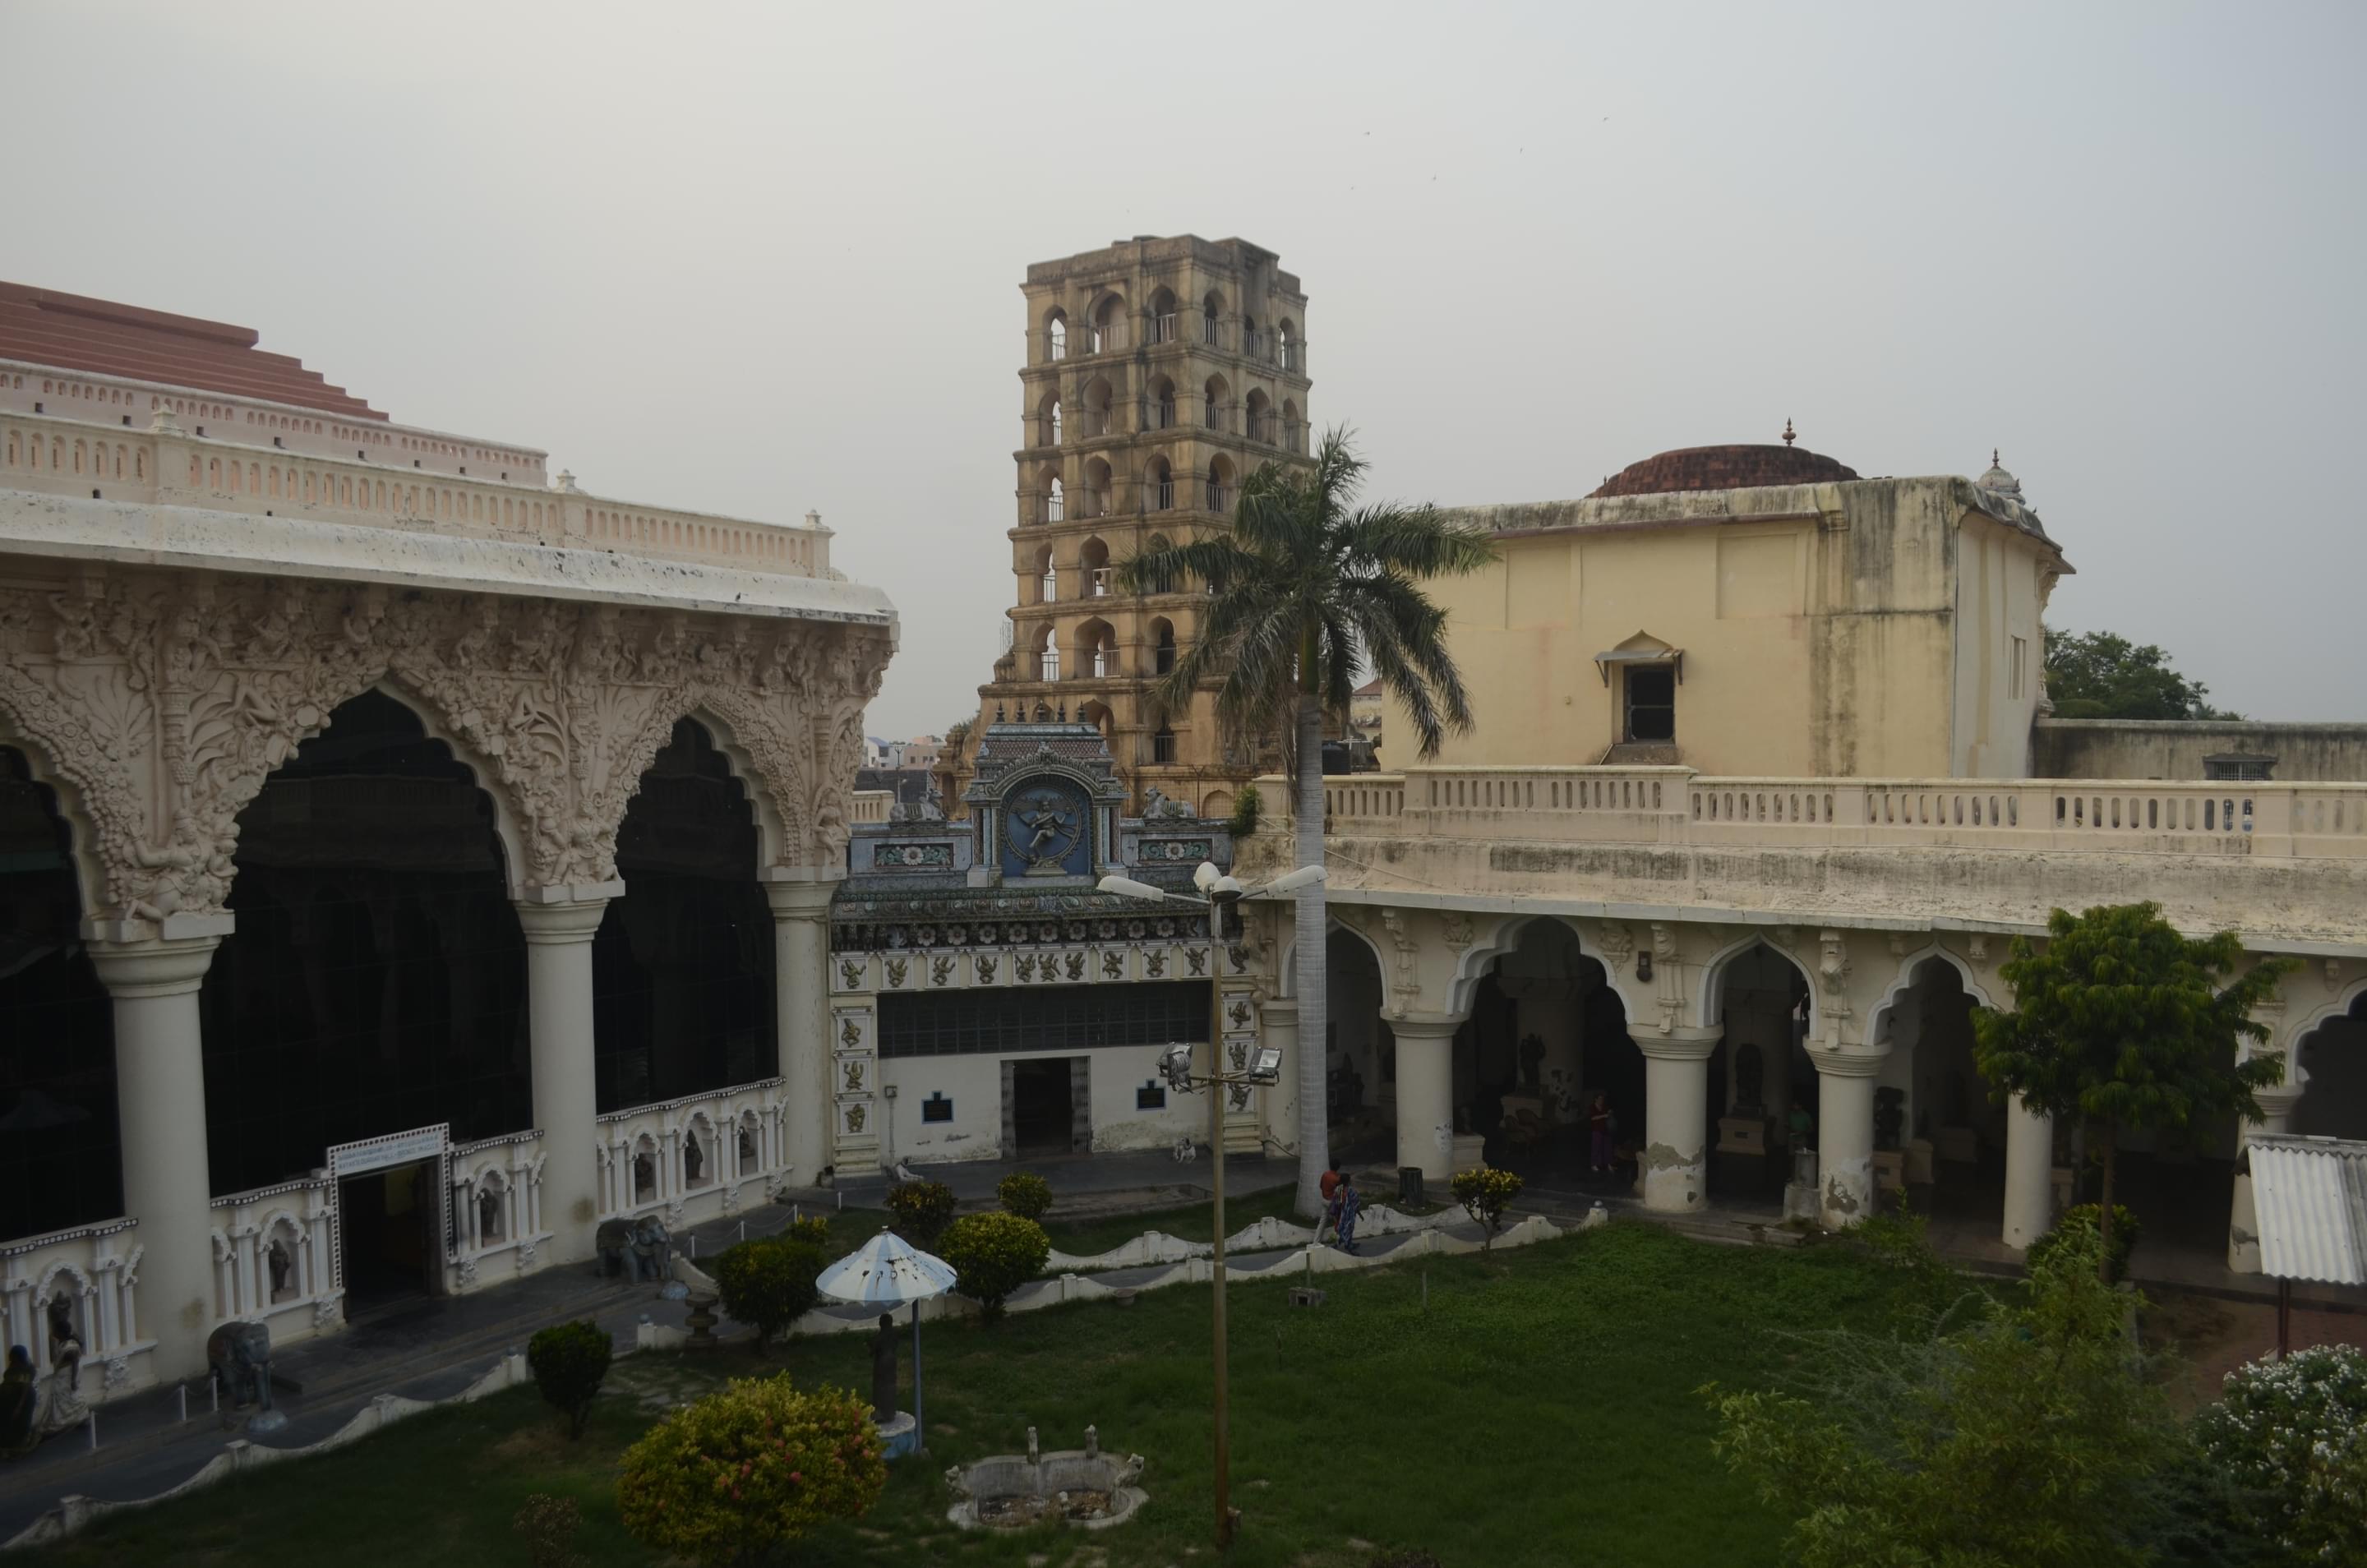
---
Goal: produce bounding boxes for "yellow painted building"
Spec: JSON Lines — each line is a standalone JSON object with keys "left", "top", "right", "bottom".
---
{"left": 1401, "top": 441, "right": 2069, "bottom": 778}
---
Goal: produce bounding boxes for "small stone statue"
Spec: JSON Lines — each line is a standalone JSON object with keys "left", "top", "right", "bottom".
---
{"left": 206, "top": 1321, "right": 272, "bottom": 1409}
{"left": 38, "top": 1340, "right": 88, "bottom": 1437}
{"left": 595, "top": 1218, "right": 634, "bottom": 1278}
{"left": 870, "top": 1313, "right": 898, "bottom": 1422}
{"left": 630, "top": 1215, "right": 672, "bottom": 1283}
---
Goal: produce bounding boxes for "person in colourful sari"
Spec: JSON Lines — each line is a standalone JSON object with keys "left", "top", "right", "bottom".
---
{"left": 1333, "top": 1171, "right": 1363, "bottom": 1255}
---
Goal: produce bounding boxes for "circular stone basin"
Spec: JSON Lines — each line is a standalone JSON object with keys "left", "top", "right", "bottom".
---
{"left": 946, "top": 1449, "right": 1147, "bottom": 1531}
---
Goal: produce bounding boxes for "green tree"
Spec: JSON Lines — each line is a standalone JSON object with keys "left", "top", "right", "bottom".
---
{"left": 1116, "top": 427, "right": 1495, "bottom": 1218}
{"left": 712, "top": 1236, "right": 824, "bottom": 1351}
{"left": 1704, "top": 1229, "right": 2185, "bottom": 1568}
{"left": 884, "top": 1178, "right": 957, "bottom": 1246}
{"left": 1972, "top": 902, "right": 2291, "bottom": 1279}
{"left": 616, "top": 1374, "right": 886, "bottom": 1566}
{"left": 525, "top": 1320, "right": 612, "bottom": 1439}
{"left": 938, "top": 1211, "right": 1050, "bottom": 1322}
{"left": 2043, "top": 628, "right": 2239, "bottom": 720}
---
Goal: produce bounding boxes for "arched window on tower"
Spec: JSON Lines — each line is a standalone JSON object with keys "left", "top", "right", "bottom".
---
{"left": 1152, "top": 722, "right": 1177, "bottom": 764}
{"left": 1148, "top": 456, "right": 1175, "bottom": 511}
{"left": 1045, "top": 310, "right": 1068, "bottom": 362}
{"left": 1081, "top": 457, "right": 1112, "bottom": 519}
{"left": 1282, "top": 399, "right": 1303, "bottom": 454}
{"left": 1151, "top": 617, "right": 1177, "bottom": 675}
{"left": 1081, "top": 537, "right": 1111, "bottom": 597}
{"left": 1242, "top": 313, "right": 1262, "bottom": 360}
{"left": 1035, "top": 545, "right": 1057, "bottom": 603}
{"left": 1149, "top": 376, "right": 1177, "bottom": 431}
{"left": 1202, "top": 376, "right": 1229, "bottom": 433}
{"left": 1046, "top": 475, "right": 1064, "bottom": 523}
{"left": 1245, "top": 390, "right": 1272, "bottom": 445}
{"left": 1040, "top": 391, "right": 1063, "bottom": 447}
{"left": 1279, "top": 318, "right": 1299, "bottom": 372}
{"left": 1207, "top": 454, "right": 1236, "bottom": 514}
{"left": 1089, "top": 293, "right": 1125, "bottom": 354}
{"left": 1081, "top": 376, "right": 1114, "bottom": 440}
{"left": 1148, "top": 287, "right": 1178, "bottom": 344}
{"left": 1036, "top": 625, "right": 1061, "bottom": 682}
{"left": 1202, "top": 291, "right": 1223, "bottom": 346}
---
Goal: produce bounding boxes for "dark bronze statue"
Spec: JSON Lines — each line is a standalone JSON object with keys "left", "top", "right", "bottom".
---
{"left": 207, "top": 1321, "right": 271, "bottom": 1408}
{"left": 870, "top": 1313, "right": 898, "bottom": 1421}
{"left": 595, "top": 1218, "right": 634, "bottom": 1277}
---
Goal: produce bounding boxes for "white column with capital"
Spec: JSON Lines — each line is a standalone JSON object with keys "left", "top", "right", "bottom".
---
{"left": 89, "top": 934, "right": 224, "bottom": 1382}
{"left": 764, "top": 878, "right": 838, "bottom": 1185}
{"left": 1813, "top": 1050, "right": 1885, "bottom": 1228}
{"left": 2000, "top": 1094, "right": 2056, "bottom": 1250}
{"left": 1391, "top": 1015, "right": 1464, "bottom": 1186}
{"left": 1636, "top": 1027, "right": 1721, "bottom": 1213}
{"left": 514, "top": 888, "right": 617, "bottom": 1267}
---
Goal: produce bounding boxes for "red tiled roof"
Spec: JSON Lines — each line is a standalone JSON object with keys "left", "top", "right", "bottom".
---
{"left": 1589, "top": 444, "right": 1857, "bottom": 499}
{"left": 0, "top": 281, "right": 387, "bottom": 421}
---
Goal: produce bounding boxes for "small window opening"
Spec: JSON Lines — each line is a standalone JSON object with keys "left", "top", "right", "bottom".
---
{"left": 1625, "top": 667, "right": 1676, "bottom": 743}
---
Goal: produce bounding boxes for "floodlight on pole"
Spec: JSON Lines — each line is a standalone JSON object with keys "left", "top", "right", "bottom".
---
{"left": 1093, "top": 858, "right": 1321, "bottom": 1551}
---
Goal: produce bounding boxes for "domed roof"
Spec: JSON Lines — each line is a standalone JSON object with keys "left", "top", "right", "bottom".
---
{"left": 1976, "top": 449, "right": 2024, "bottom": 505}
{"left": 1588, "top": 424, "right": 1858, "bottom": 499}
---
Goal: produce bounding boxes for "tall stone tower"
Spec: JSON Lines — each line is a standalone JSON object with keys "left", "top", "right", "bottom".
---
{"left": 953, "top": 235, "right": 1313, "bottom": 818}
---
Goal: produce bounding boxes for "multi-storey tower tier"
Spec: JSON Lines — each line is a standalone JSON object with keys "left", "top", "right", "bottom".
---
{"left": 956, "top": 235, "right": 1313, "bottom": 817}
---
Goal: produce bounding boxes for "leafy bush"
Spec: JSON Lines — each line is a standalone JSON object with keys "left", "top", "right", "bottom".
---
{"left": 713, "top": 1236, "right": 824, "bottom": 1350}
{"left": 781, "top": 1214, "right": 832, "bottom": 1247}
{"left": 616, "top": 1374, "right": 886, "bottom": 1566}
{"left": 1450, "top": 1165, "right": 1525, "bottom": 1249}
{"left": 2028, "top": 1203, "right": 2141, "bottom": 1284}
{"left": 2193, "top": 1344, "right": 2367, "bottom": 1565}
{"left": 939, "top": 1211, "right": 1050, "bottom": 1321}
{"left": 1227, "top": 784, "right": 1262, "bottom": 838}
{"left": 525, "top": 1321, "right": 612, "bottom": 1439}
{"left": 997, "top": 1171, "right": 1053, "bottom": 1220}
{"left": 884, "top": 1178, "right": 957, "bottom": 1246}
{"left": 513, "top": 1493, "right": 585, "bottom": 1568}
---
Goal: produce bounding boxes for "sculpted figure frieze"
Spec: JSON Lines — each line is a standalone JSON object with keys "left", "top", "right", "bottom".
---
{"left": 0, "top": 568, "right": 889, "bottom": 932}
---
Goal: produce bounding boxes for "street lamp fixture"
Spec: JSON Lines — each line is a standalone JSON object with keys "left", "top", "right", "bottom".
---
{"left": 1094, "top": 859, "right": 1318, "bottom": 1551}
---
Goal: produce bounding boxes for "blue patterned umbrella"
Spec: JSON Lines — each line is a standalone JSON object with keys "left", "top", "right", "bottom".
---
{"left": 818, "top": 1229, "right": 956, "bottom": 1451}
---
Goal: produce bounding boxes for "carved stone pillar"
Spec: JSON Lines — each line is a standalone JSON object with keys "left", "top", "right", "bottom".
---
{"left": 1258, "top": 1001, "right": 1299, "bottom": 1155}
{"left": 1391, "top": 1015, "right": 1465, "bottom": 1185}
{"left": 764, "top": 878, "right": 838, "bottom": 1183}
{"left": 1636, "top": 1027, "right": 1721, "bottom": 1214}
{"left": 88, "top": 934, "right": 222, "bottom": 1382}
{"left": 1812, "top": 1050, "right": 1885, "bottom": 1228}
{"left": 514, "top": 888, "right": 618, "bottom": 1266}
{"left": 2000, "top": 1094, "right": 2055, "bottom": 1250}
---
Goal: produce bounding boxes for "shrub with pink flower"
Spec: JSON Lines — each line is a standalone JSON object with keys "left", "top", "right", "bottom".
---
{"left": 616, "top": 1374, "right": 885, "bottom": 1565}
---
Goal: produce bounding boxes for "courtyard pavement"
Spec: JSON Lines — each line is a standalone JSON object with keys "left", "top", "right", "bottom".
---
{"left": 1, "top": 1145, "right": 2359, "bottom": 1542}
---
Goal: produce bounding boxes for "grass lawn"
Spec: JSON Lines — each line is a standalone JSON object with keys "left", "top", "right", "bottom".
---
{"left": 24, "top": 1223, "right": 1957, "bottom": 1568}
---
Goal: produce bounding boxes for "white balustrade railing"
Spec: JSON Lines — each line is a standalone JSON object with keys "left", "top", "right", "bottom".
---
{"left": 1269, "top": 768, "right": 2367, "bottom": 860}
{"left": 0, "top": 407, "right": 830, "bottom": 579}
{"left": 447, "top": 1130, "right": 551, "bottom": 1293}
{"left": 0, "top": 1218, "right": 150, "bottom": 1393}
{"left": 851, "top": 791, "right": 894, "bottom": 824}
{"left": 598, "top": 1079, "right": 792, "bottom": 1224}
{"left": 210, "top": 1176, "right": 338, "bottom": 1333}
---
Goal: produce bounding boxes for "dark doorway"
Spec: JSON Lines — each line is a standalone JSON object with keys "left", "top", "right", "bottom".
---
{"left": 1011, "top": 1058, "right": 1075, "bottom": 1155}
{"left": 593, "top": 720, "right": 774, "bottom": 1112}
{"left": 0, "top": 748, "right": 119, "bottom": 1238}
{"left": 201, "top": 690, "right": 528, "bottom": 1197}
{"left": 339, "top": 1161, "right": 437, "bottom": 1311}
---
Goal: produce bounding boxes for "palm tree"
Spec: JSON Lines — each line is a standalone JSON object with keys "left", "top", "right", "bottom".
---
{"left": 1116, "top": 427, "right": 1496, "bottom": 1217}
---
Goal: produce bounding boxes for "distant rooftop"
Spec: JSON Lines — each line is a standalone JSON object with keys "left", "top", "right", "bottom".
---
{"left": 1589, "top": 438, "right": 1858, "bottom": 499}
{"left": 0, "top": 280, "right": 387, "bottom": 421}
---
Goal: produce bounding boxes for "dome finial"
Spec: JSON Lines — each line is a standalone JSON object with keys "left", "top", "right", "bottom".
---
{"left": 1782, "top": 417, "right": 1797, "bottom": 448}
{"left": 1992, "top": 447, "right": 2000, "bottom": 468}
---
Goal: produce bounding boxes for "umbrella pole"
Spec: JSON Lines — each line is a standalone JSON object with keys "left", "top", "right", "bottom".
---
{"left": 911, "top": 1299, "right": 925, "bottom": 1452}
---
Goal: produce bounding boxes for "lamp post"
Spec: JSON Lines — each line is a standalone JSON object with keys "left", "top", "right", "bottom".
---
{"left": 1098, "top": 860, "right": 1322, "bottom": 1551}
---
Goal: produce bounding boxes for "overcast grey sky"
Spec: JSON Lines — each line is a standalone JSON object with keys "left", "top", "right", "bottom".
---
{"left": 7, "top": 1, "right": 2360, "bottom": 734}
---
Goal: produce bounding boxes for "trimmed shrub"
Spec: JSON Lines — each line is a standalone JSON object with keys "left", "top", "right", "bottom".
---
{"left": 884, "top": 1178, "right": 957, "bottom": 1246}
{"left": 1450, "top": 1165, "right": 1525, "bottom": 1249}
{"left": 526, "top": 1320, "right": 612, "bottom": 1439}
{"left": 781, "top": 1215, "right": 832, "bottom": 1247}
{"left": 2193, "top": 1344, "right": 2367, "bottom": 1564}
{"left": 997, "top": 1171, "right": 1053, "bottom": 1220}
{"left": 939, "top": 1211, "right": 1051, "bottom": 1322}
{"left": 513, "top": 1493, "right": 586, "bottom": 1568}
{"left": 2028, "top": 1203, "right": 2140, "bottom": 1284}
{"left": 713, "top": 1236, "right": 825, "bottom": 1351}
{"left": 616, "top": 1374, "right": 886, "bottom": 1566}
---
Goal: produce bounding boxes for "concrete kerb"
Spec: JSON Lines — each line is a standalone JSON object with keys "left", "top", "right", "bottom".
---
{"left": 7, "top": 1211, "right": 1579, "bottom": 1548}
